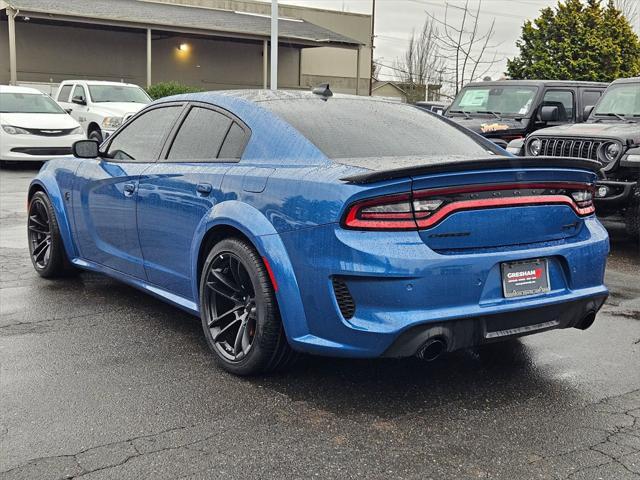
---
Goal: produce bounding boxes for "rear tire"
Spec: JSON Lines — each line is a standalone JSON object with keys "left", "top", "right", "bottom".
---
{"left": 624, "top": 187, "right": 639, "bottom": 242}
{"left": 199, "top": 238, "right": 297, "bottom": 376}
{"left": 28, "top": 191, "right": 76, "bottom": 278}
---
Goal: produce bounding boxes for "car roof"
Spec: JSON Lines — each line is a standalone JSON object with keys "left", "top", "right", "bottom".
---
{"left": 60, "top": 80, "right": 142, "bottom": 88}
{"left": 463, "top": 80, "right": 608, "bottom": 88}
{"left": 0, "top": 85, "right": 47, "bottom": 95}
{"left": 181, "top": 89, "right": 402, "bottom": 105}
{"left": 610, "top": 76, "right": 640, "bottom": 85}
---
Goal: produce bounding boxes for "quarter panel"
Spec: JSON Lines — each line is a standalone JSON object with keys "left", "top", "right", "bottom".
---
{"left": 30, "top": 158, "right": 83, "bottom": 260}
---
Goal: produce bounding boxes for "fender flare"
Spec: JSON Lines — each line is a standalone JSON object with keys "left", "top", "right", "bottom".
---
{"left": 190, "top": 201, "right": 310, "bottom": 341}
{"left": 28, "top": 176, "right": 78, "bottom": 260}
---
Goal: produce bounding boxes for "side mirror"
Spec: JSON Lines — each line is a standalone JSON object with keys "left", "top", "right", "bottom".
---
{"left": 64, "top": 108, "right": 73, "bottom": 114}
{"left": 72, "top": 96, "right": 86, "bottom": 106}
{"left": 72, "top": 140, "right": 99, "bottom": 159}
{"left": 583, "top": 105, "right": 594, "bottom": 121}
{"left": 540, "top": 105, "right": 559, "bottom": 122}
{"left": 506, "top": 138, "right": 525, "bottom": 156}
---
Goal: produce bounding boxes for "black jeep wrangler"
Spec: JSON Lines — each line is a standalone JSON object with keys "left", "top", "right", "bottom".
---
{"left": 509, "top": 77, "right": 640, "bottom": 241}
{"left": 445, "top": 80, "right": 608, "bottom": 148}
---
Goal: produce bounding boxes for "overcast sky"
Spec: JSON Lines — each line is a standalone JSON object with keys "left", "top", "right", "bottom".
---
{"left": 262, "top": 0, "right": 572, "bottom": 80}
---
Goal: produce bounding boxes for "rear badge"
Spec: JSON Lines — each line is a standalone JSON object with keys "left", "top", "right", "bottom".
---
{"left": 501, "top": 258, "right": 550, "bottom": 298}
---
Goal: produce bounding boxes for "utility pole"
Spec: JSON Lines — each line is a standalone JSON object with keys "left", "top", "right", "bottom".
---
{"left": 368, "top": 0, "right": 376, "bottom": 96}
{"left": 271, "top": 0, "right": 278, "bottom": 90}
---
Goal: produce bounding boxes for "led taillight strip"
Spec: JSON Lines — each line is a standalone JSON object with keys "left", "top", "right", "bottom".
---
{"left": 342, "top": 182, "right": 595, "bottom": 231}
{"left": 414, "top": 195, "right": 594, "bottom": 229}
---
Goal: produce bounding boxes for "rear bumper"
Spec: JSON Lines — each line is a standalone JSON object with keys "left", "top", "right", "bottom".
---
{"left": 278, "top": 216, "right": 610, "bottom": 358}
{"left": 383, "top": 294, "right": 607, "bottom": 357}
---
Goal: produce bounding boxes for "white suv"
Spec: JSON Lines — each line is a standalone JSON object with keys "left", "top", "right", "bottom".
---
{"left": 56, "top": 80, "right": 152, "bottom": 143}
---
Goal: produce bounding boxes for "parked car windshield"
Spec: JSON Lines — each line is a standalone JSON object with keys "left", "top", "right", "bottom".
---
{"left": 593, "top": 83, "right": 640, "bottom": 117}
{"left": 0, "top": 92, "right": 66, "bottom": 114}
{"left": 450, "top": 85, "right": 538, "bottom": 116}
{"left": 264, "top": 98, "right": 497, "bottom": 160}
{"left": 88, "top": 85, "right": 151, "bottom": 104}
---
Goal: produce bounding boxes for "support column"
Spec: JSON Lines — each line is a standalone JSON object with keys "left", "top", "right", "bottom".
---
{"left": 355, "top": 47, "right": 361, "bottom": 96}
{"left": 7, "top": 7, "right": 17, "bottom": 85}
{"left": 270, "top": 0, "right": 278, "bottom": 90}
{"left": 146, "top": 28, "right": 152, "bottom": 88}
{"left": 263, "top": 40, "right": 268, "bottom": 89}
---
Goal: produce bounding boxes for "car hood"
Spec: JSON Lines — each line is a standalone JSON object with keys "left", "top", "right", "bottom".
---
{"left": 532, "top": 122, "right": 640, "bottom": 143}
{"left": 445, "top": 116, "right": 527, "bottom": 136}
{"left": 91, "top": 102, "right": 148, "bottom": 117}
{"left": 0, "top": 112, "right": 81, "bottom": 129}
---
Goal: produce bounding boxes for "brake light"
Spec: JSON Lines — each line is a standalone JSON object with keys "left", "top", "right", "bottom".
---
{"left": 344, "top": 193, "right": 416, "bottom": 229}
{"left": 342, "top": 182, "right": 595, "bottom": 231}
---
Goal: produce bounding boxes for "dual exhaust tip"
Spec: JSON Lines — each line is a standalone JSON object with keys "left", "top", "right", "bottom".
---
{"left": 416, "top": 310, "right": 597, "bottom": 361}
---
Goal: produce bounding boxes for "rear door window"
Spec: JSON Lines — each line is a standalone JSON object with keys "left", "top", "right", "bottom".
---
{"left": 167, "top": 107, "right": 233, "bottom": 161}
{"left": 57, "top": 85, "right": 72, "bottom": 102}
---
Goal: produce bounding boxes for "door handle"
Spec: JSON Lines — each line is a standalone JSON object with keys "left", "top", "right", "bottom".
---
{"left": 196, "top": 183, "right": 213, "bottom": 196}
{"left": 123, "top": 183, "right": 136, "bottom": 196}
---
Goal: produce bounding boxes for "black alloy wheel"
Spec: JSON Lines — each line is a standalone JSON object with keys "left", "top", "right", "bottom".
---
{"left": 199, "top": 238, "right": 297, "bottom": 375}
{"left": 27, "top": 191, "right": 75, "bottom": 278}
{"left": 204, "top": 252, "right": 257, "bottom": 362}
{"left": 28, "top": 196, "right": 52, "bottom": 270}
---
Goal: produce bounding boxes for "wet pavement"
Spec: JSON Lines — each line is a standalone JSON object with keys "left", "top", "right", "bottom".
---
{"left": 1, "top": 165, "right": 638, "bottom": 480}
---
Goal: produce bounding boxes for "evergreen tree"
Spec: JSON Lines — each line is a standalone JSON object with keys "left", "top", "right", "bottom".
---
{"left": 507, "top": 0, "right": 640, "bottom": 81}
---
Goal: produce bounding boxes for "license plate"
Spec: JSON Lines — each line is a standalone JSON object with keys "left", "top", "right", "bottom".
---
{"left": 501, "top": 259, "right": 550, "bottom": 299}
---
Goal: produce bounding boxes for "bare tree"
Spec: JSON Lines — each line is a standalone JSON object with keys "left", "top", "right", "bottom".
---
{"left": 423, "top": 1, "right": 502, "bottom": 95}
{"left": 614, "top": 0, "right": 639, "bottom": 29}
{"left": 393, "top": 17, "right": 444, "bottom": 87}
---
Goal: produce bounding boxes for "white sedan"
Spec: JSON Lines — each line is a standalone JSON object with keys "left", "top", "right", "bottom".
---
{"left": 0, "top": 85, "right": 85, "bottom": 164}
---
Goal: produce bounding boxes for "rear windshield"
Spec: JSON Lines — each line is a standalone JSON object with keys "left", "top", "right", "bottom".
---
{"left": 263, "top": 98, "right": 496, "bottom": 161}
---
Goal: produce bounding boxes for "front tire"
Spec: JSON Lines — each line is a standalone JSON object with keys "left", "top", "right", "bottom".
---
{"left": 28, "top": 191, "right": 76, "bottom": 278}
{"left": 624, "top": 186, "right": 639, "bottom": 242}
{"left": 199, "top": 238, "right": 296, "bottom": 376}
{"left": 88, "top": 129, "right": 103, "bottom": 144}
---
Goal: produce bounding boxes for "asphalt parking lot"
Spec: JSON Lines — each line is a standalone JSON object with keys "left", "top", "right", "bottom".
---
{"left": 0, "top": 165, "right": 638, "bottom": 480}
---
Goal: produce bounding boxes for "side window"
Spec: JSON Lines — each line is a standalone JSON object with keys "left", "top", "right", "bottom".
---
{"left": 167, "top": 107, "right": 233, "bottom": 161}
{"left": 219, "top": 123, "right": 248, "bottom": 160}
{"left": 72, "top": 85, "right": 86, "bottom": 102}
{"left": 107, "top": 106, "right": 181, "bottom": 162}
{"left": 58, "top": 85, "right": 72, "bottom": 102}
{"left": 582, "top": 90, "right": 603, "bottom": 120}
{"left": 541, "top": 90, "right": 574, "bottom": 122}
{"left": 582, "top": 90, "right": 602, "bottom": 108}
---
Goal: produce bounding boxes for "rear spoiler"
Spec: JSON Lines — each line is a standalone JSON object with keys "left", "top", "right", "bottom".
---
{"left": 340, "top": 156, "right": 603, "bottom": 185}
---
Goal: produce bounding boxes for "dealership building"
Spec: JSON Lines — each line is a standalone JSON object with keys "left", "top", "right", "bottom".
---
{"left": 0, "top": 0, "right": 372, "bottom": 94}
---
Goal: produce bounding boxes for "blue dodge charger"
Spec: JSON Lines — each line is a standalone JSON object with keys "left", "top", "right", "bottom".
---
{"left": 28, "top": 90, "right": 609, "bottom": 375}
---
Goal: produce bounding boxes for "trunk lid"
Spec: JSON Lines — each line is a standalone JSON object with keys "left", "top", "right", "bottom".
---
{"left": 409, "top": 167, "right": 597, "bottom": 251}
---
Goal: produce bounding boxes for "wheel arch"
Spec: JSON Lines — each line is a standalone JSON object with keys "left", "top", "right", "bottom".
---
{"left": 191, "top": 201, "right": 310, "bottom": 342}
{"left": 28, "top": 177, "right": 78, "bottom": 260}
{"left": 87, "top": 122, "right": 101, "bottom": 137}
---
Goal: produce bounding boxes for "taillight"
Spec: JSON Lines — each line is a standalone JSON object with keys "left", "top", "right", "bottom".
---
{"left": 344, "top": 193, "right": 416, "bottom": 230}
{"left": 343, "top": 182, "right": 595, "bottom": 231}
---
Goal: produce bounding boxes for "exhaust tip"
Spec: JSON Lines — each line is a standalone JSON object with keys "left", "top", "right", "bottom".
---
{"left": 577, "top": 310, "right": 597, "bottom": 330}
{"left": 418, "top": 338, "right": 447, "bottom": 362}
